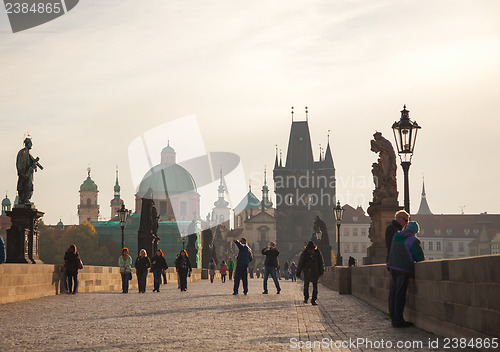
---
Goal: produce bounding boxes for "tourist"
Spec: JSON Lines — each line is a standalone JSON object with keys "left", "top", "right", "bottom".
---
{"left": 151, "top": 249, "right": 168, "bottom": 292}
{"left": 348, "top": 256, "right": 356, "bottom": 267}
{"left": 232, "top": 238, "right": 253, "bottom": 295}
{"left": 283, "top": 260, "right": 290, "bottom": 280}
{"left": 249, "top": 266, "right": 254, "bottom": 278}
{"left": 387, "top": 221, "right": 425, "bottom": 328}
{"left": 227, "top": 258, "right": 235, "bottom": 280}
{"left": 261, "top": 241, "right": 281, "bottom": 294}
{"left": 118, "top": 248, "right": 133, "bottom": 293}
{"left": 296, "top": 241, "right": 324, "bottom": 305}
{"left": 62, "top": 245, "right": 71, "bottom": 293}
{"left": 220, "top": 261, "right": 227, "bottom": 283}
{"left": 64, "top": 244, "right": 81, "bottom": 294}
{"left": 208, "top": 258, "right": 216, "bottom": 283}
{"left": 385, "top": 210, "right": 410, "bottom": 261}
{"left": 175, "top": 249, "right": 192, "bottom": 291}
{"left": 289, "top": 262, "right": 297, "bottom": 282}
{"left": 255, "top": 267, "right": 260, "bottom": 279}
{"left": 134, "top": 249, "right": 151, "bottom": 293}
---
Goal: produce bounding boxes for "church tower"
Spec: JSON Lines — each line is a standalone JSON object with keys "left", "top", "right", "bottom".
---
{"left": 416, "top": 178, "right": 432, "bottom": 215}
{"left": 273, "top": 107, "right": 335, "bottom": 264}
{"left": 110, "top": 167, "right": 124, "bottom": 219}
{"left": 211, "top": 169, "right": 230, "bottom": 226}
{"left": 2, "top": 193, "right": 11, "bottom": 215}
{"left": 78, "top": 168, "right": 100, "bottom": 224}
{"left": 260, "top": 167, "right": 273, "bottom": 212}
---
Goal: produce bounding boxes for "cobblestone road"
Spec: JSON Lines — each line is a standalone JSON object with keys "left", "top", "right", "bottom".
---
{"left": 0, "top": 278, "right": 473, "bottom": 352}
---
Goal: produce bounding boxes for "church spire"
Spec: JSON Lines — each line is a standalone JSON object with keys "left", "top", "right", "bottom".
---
{"left": 261, "top": 166, "right": 273, "bottom": 211}
{"left": 214, "top": 168, "right": 229, "bottom": 208}
{"left": 274, "top": 145, "right": 279, "bottom": 169}
{"left": 416, "top": 177, "right": 432, "bottom": 215}
{"left": 324, "top": 131, "right": 334, "bottom": 169}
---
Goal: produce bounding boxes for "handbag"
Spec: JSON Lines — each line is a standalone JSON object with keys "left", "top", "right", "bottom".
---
{"left": 77, "top": 256, "right": 83, "bottom": 270}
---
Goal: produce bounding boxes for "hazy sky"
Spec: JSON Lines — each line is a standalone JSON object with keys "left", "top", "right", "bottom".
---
{"left": 1, "top": 0, "right": 500, "bottom": 225}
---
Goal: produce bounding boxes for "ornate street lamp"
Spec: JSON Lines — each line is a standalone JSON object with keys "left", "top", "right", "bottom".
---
{"left": 334, "top": 201, "right": 344, "bottom": 266}
{"left": 117, "top": 204, "right": 130, "bottom": 250}
{"left": 392, "top": 105, "right": 421, "bottom": 213}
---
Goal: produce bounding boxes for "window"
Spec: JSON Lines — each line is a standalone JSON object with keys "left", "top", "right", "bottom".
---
{"left": 446, "top": 242, "right": 453, "bottom": 252}
{"left": 436, "top": 242, "right": 441, "bottom": 251}
{"left": 361, "top": 228, "right": 367, "bottom": 236}
{"left": 434, "top": 229, "right": 441, "bottom": 235}
{"left": 159, "top": 201, "right": 167, "bottom": 216}
{"left": 344, "top": 244, "right": 350, "bottom": 252}
{"left": 421, "top": 241, "right": 425, "bottom": 249}
{"left": 87, "top": 198, "right": 91, "bottom": 206}
{"left": 464, "top": 229, "right": 470, "bottom": 236}
{"left": 459, "top": 242, "right": 464, "bottom": 252}
{"left": 353, "top": 244, "right": 358, "bottom": 253}
{"left": 237, "top": 215, "right": 242, "bottom": 227}
{"left": 428, "top": 242, "right": 433, "bottom": 250}
{"left": 473, "top": 229, "right": 479, "bottom": 235}
{"left": 446, "top": 229, "right": 452, "bottom": 236}
{"left": 180, "top": 201, "right": 187, "bottom": 216}
{"left": 353, "top": 228, "right": 358, "bottom": 236}
{"left": 343, "top": 228, "right": 350, "bottom": 236}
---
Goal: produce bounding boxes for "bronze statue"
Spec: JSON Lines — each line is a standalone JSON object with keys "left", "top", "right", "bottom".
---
{"left": 370, "top": 132, "right": 398, "bottom": 205}
{"left": 16, "top": 137, "right": 43, "bottom": 207}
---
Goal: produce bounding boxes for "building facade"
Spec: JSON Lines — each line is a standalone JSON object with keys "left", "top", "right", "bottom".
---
{"left": 78, "top": 168, "right": 99, "bottom": 224}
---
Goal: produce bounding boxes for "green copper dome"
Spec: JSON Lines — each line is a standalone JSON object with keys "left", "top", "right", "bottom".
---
{"left": 137, "top": 163, "right": 197, "bottom": 194}
{"left": 80, "top": 176, "right": 98, "bottom": 192}
{"left": 162, "top": 145, "right": 175, "bottom": 154}
{"left": 234, "top": 190, "right": 261, "bottom": 210}
{"left": 2, "top": 196, "right": 11, "bottom": 206}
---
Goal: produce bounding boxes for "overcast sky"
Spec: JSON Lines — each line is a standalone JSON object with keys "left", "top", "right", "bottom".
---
{"left": 1, "top": 0, "right": 500, "bottom": 225}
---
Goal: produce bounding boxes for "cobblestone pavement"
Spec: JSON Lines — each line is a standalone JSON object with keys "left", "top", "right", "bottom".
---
{"left": 0, "top": 279, "right": 474, "bottom": 352}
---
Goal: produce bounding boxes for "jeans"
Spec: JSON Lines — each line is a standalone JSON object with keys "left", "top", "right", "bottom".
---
{"left": 67, "top": 271, "right": 78, "bottom": 293}
{"left": 162, "top": 270, "right": 167, "bottom": 284}
{"left": 137, "top": 271, "right": 147, "bottom": 293}
{"left": 304, "top": 281, "right": 318, "bottom": 302}
{"left": 121, "top": 272, "right": 130, "bottom": 293}
{"left": 263, "top": 266, "right": 280, "bottom": 292}
{"left": 153, "top": 270, "right": 162, "bottom": 291}
{"left": 389, "top": 270, "right": 409, "bottom": 324}
{"left": 229, "top": 269, "right": 233, "bottom": 280}
{"left": 233, "top": 264, "right": 248, "bottom": 293}
{"left": 221, "top": 273, "right": 226, "bottom": 283}
{"left": 291, "top": 273, "right": 297, "bottom": 282}
{"left": 178, "top": 269, "right": 189, "bottom": 290}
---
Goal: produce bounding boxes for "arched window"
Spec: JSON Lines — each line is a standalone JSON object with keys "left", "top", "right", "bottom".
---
{"left": 87, "top": 198, "right": 91, "bottom": 206}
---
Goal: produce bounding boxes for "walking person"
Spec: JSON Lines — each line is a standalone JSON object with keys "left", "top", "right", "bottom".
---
{"left": 151, "top": 249, "right": 168, "bottom": 292}
{"left": 227, "top": 258, "right": 235, "bottom": 280}
{"left": 62, "top": 246, "right": 71, "bottom": 293}
{"left": 289, "top": 261, "right": 297, "bottom": 282}
{"left": 262, "top": 242, "right": 281, "bottom": 294}
{"left": 232, "top": 238, "right": 253, "bottom": 295}
{"left": 175, "top": 250, "right": 192, "bottom": 291}
{"left": 118, "top": 247, "right": 133, "bottom": 293}
{"left": 64, "top": 244, "right": 81, "bottom": 294}
{"left": 220, "top": 261, "right": 227, "bottom": 283}
{"left": 283, "top": 260, "right": 290, "bottom": 280}
{"left": 208, "top": 258, "right": 216, "bottom": 283}
{"left": 296, "top": 241, "right": 324, "bottom": 305}
{"left": 135, "top": 249, "right": 151, "bottom": 293}
{"left": 387, "top": 221, "right": 425, "bottom": 328}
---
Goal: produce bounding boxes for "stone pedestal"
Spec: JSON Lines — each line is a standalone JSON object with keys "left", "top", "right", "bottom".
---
{"left": 363, "top": 202, "right": 403, "bottom": 265}
{"left": 6, "top": 206, "right": 44, "bottom": 264}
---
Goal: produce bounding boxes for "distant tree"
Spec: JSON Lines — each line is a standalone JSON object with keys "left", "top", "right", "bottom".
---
{"left": 55, "top": 222, "right": 114, "bottom": 266}
{"left": 101, "top": 238, "right": 121, "bottom": 259}
{"left": 39, "top": 221, "right": 58, "bottom": 264}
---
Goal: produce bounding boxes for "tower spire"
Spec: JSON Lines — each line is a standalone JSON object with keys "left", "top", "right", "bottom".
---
{"left": 274, "top": 145, "right": 279, "bottom": 169}
{"left": 291, "top": 106, "right": 294, "bottom": 122}
{"left": 261, "top": 165, "right": 272, "bottom": 211}
{"left": 416, "top": 177, "right": 432, "bottom": 214}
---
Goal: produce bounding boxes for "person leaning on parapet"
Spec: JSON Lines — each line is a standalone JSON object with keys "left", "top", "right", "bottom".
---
{"left": 232, "top": 238, "right": 253, "bottom": 295}
{"left": 385, "top": 210, "right": 410, "bottom": 261}
{"left": 118, "top": 248, "right": 133, "bottom": 293}
{"left": 135, "top": 249, "right": 151, "bottom": 293}
{"left": 261, "top": 241, "right": 281, "bottom": 294}
{"left": 227, "top": 258, "right": 235, "bottom": 280}
{"left": 0, "top": 236, "right": 5, "bottom": 264}
{"left": 296, "top": 241, "right": 324, "bottom": 306}
{"left": 64, "top": 244, "right": 81, "bottom": 294}
{"left": 387, "top": 221, "right": 425, "bottom": 328}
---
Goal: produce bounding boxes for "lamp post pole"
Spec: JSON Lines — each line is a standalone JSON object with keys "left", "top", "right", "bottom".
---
{"left": 334, "top": 201, "right": 344, "bottom": 266}
{"left": 392, "top": 105, "right": 421, "bottom": 214}
{"left": 117, "top": 204, "right": 129, "bottom": 250}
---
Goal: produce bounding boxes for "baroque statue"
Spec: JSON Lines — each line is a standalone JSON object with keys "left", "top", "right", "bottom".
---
{"left": 16, "top": 137, "right": 43, "bottom": 207}
{"left": 370, "top": 132, "right": 398, "bottom": 205}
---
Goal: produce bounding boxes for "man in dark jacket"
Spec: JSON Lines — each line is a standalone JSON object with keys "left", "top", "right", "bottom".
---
{"left": 232, "top": 238, "right": 253, "bottom": 295}
{"left": 296, "top": 241, "right": 324, "bottom": 305}
{"left": 262, "top": 241, "right": 281, "bottom": 294}
{"left": 387, "top": 221, "right": 425, "bottom": 328}
{"left": 385, "top": 210, "right": 410, "bottom": 261}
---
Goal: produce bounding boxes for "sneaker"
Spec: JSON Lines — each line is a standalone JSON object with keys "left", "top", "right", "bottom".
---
{"left": 262, "top": 291, "right": 268, "bottom": 294}
{"left": 303, "top": 299, "right": 308, "bottom": 303}
{"left": 233, "top": 292, "right": 238, "bottom": 295}
{"left": 311, "top": 301, "right": 318, "bottom": 306}
{"left": 244, "top": 292, "right": 248, "bottom": 295}
{"left": 277, "top": 289, "right": 281, "bottom": 294}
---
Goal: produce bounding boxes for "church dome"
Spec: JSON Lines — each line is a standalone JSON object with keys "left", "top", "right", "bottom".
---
{"left": 161, "top": 145, "right": 175, "bottom": 154}
{"left": 80, "top": 176, "right": 98, "bottom": 192}
{"left": 137, "top": 163, "right": 197, "bottom": 195}
{"left": 2, "top": 196, "right": 11, "bottom": 206}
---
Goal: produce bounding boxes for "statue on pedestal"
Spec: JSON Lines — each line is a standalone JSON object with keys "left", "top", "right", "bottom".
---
{"left": 370, "top": 132, "right": 398, "bottom": 206}
{"left": 16, "top": 137, "right": 43, "bottom": 207}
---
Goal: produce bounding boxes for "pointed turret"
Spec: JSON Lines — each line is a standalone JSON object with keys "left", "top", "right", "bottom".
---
{"left": 416, "top": 178, "right": 432, "bottom": 215}
{"left": 324, "top": 140, "right": 334, "bottom": 169}
{"left": 274, "top": 146, "right": 279, "bottom": 169}
{"left": 261, "top": 167, "right": 273, "bottom": 210}
{"left": 110, "top": 167, "right": 124, "bottom": 218}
